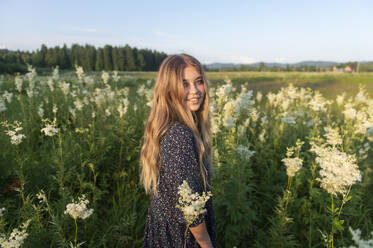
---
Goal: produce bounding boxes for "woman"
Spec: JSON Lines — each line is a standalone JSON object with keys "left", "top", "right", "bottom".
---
{"left": 140, "top": 54, "right": 217, "bottom": 248}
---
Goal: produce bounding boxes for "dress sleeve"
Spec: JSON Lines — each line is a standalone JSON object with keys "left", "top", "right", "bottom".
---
{"left": 159, "top": 123, "right": 207, "bottom": 228}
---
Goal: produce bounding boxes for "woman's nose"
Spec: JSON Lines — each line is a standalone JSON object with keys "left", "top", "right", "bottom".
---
{"left": 190, "top": 83, "right": 199, "bottom": 94}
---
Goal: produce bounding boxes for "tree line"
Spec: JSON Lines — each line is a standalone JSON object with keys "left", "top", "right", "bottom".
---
{"left": 0, "top": 44, "right": 168, "bottom": 74}
{"left": 207, "top": 61, "right": 373, "bottom": 72}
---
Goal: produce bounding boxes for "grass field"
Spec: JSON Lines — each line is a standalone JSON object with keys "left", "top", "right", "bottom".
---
{"left": 58, "top": 71, "right": 373, "bottom": 98}
{"left": 0, "top": 69, "right": 372, "bottom": 247}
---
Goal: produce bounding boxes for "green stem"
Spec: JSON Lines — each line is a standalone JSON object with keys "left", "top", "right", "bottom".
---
{"left": 330, "top": 194, "right": 334, "bottom": 248}
{"left": 338, "top": 185, "right": 351, "bottom": 218}
{"left": 184, "top": 224, "right": 190, "bottom": 248}
{"left": 16, "top": 147, "right": 25, "bottom": 205}
{"left": 58, "top": 132, "right": 64, "bottom": 200}
{"left": 284, "top": 176, "right": 293, "bottom": 214}
{"left": 74, "top": 218, "right": 78, "bottom": 247}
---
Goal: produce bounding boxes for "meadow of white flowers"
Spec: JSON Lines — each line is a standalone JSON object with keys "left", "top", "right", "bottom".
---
{"left": 0, "top": 66, "right": 372, "bottom": 247}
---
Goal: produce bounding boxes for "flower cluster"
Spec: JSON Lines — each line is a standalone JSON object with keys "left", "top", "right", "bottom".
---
{"left": 101, "top": 71, "right": 110, "bottom": 85}
{"left": 75, "top": 66, "right": 84, "bottom": 82}
{"left": 0, "top": 219, "right": 31, "bottom": 248}
{"left": 36, "top": 189, "right": 47, "bottom": 204}
{"left": 348, "top": 226, "right": 373, "bottom": 248}
{"left": 282, "top": 140, "right": 304, "bottom": 178}
{"left": 41, "top": 118, "right": 60, "bottom": 137}
{"left": 64, "top": 195, "right": 94, "bottom": 220}
{"left": 237, "top": 145, "right": 256, "bottom": 161}
{"left": 1, "top": 120, "right": 26, "bottom": 145}
{"left": 112, "top": 71, "right": 120, "bottom": 82}
{"left": 324, "top": 126, "right": 342, "bottom": 147}
{"left": 176, "top": 180, "right": 212, "bottom": 226}
{"left": 310, "top": 141, "right": 361, "bottom": 196}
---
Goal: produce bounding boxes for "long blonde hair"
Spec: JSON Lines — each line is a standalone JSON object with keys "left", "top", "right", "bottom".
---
{"left": 139, "top": 54, "right": 212, "bottom": 197}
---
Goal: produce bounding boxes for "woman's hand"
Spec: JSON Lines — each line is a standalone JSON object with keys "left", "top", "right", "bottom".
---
{"left": 189, "top": 221, "right": 213, "bottom": 248}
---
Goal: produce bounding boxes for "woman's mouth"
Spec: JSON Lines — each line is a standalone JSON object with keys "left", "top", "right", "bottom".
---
{"left": 189, "top": 98, "right": 200, "bottom": 104}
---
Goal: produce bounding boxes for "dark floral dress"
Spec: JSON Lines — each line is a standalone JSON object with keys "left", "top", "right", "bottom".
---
{"left": 144, "top": 121, "right": 217, "bottom": 248}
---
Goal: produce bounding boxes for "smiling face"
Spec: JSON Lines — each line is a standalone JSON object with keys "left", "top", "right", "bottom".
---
{"left": 182, "top": 65, "right": 205, "bottom": 112}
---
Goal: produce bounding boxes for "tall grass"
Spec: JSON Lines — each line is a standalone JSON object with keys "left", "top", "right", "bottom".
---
{"left": 0, "top": 67, "right": 372, "bottom": 247}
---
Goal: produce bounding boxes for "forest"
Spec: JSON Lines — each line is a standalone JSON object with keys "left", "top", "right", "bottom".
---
{"left": 0, "top": 44, "right": 168, "bottom": 74}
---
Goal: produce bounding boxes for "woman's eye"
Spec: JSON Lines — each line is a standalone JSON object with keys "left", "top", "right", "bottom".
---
{"left": 196, "top": 80, "right": 203, "bottom": 85}
{"left": 183, "top": 82, "right": 189, "bottom": 87}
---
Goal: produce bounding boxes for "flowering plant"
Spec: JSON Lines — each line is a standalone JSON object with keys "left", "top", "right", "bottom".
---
{"left": 176, "top": 180, "right": 212, "bottom": 248}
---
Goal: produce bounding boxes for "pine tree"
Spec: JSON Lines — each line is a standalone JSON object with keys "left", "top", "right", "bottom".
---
{"left": 95, "top": 48, "right": 104, "bottom": 71}
{"left": 103, "top": 45, "right": 113, "bottom": 71}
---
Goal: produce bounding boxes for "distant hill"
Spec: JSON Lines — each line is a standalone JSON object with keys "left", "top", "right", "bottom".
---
{"left": 205, "top": 61, "right": 373, "bottom": 69}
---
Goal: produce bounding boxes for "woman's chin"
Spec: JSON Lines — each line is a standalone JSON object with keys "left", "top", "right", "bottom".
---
{"left": 188, "top": 104, "right": 201, "bottom": 112}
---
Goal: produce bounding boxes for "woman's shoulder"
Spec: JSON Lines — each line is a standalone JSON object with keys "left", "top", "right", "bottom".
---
{"left": 160, "top": 121, "right": 194, "bottom": 146}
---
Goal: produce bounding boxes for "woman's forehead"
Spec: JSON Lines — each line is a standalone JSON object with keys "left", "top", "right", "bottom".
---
{"left": 183, "top": 66, "right": 201, "bottom": 81}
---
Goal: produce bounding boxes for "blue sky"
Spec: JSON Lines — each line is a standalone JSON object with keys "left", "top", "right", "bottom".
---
{"left": 1, "top": 0, "right": 372, "bottom": 64}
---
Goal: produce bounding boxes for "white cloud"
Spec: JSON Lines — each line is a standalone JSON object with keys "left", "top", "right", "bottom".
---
{"left": 0, "top": 45, "right": 7, "bottom": 49}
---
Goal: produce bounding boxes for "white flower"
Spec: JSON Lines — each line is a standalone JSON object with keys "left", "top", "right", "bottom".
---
{"left": 0, "top": 219, "right": 31, "bottom": 248}
{"left": 74, "top": 99, "right": 84, "bottom": 111}
{"left": 324, "top": 126, "right": 342, "bottom": 147}
{"left": 256, "top": 91, "right": 262, "bottom": 103}
{"left": 250, "top": 109, "right": 259, "bottom": 123}
{"left": 52, "top": 66, "right": 59, "bottom": 81}
{"left": 336, "top": 93, "right": 346, "bottom": 106}
{"left": 266, "top": 92, "right": 276, "bottom": 106}
{"left": 84, "top": 76, "right": 94, "bottom": 87}
{"left": 343, "top": 103, "right": 357, "bottom": 120}
{"left": 282, "top": 141, "right": 304, "bottom": 177}
{"left": 112, "top": 71, "right": 120, "bottom": 82}
{"left": 38, "top": 104, "right": 44, "bottom": 118}
{"left": 137, "top": 84, "right": 146, "bottom": 96}
{"left": 52, "top": 104, "right": 58, "bottom": 114}
{"left": 117, "top": 101, "right": 128, "bottom": 118}
{"left": 211, "top": 118, "right": 219, "bottom": 134}
{"left": 223, "top": 101, "right": 235, "bottom": 118}
{"left": 348, "top": 226, "right": 373, "bottom": 248}
{"left": 310, "top": 141, "right": 361, "bottom": 196}
{"left": 69, "top": 107, "right": 76, "bottom": 119}
{"left": 75, "top": 66, "right": 84, "bottom": 82}
{"left": 41, "top": 119, "right": 60, "bottom": 137}
{"left": 101, "top": 71, "right": 110, "bottom": 85}
{"left": 26, "top": 88, "right": 34, "bottom": 98}
{"left": 309, "top": 91, "right": 331, "bottom": 112}
{"left": 1, "top": 121, "right": 26, "bottom": 145}
{"left": 0, "top": 207, "right": 5, "bottom": 217}
{"left": 282, "top": 157, "right": 303, "bottom": 178}
{"left": 59, "top": 81, "right": 70, "bottom": 96}
{"left": 176, "top": 180, "right": 212, "bottom": 226}
{"left": 306, "top": 119, "right": 314, "bottom": 127}
{"left": 259, "top": 129, "right": 266, "bottom": 142}
{"left": 36, "top": 190, "right": 47, "bottom": 204}
{"left": 234, "top": 90, "right": 254, "bottom": 115}
{"left": 281, "top": 116, "right": 296, "bottom": 125}
{"left": 15, "top": 75, "right": 23, "bottom": 93}
{"left": 105, "top": 108, "right": 111, "bottom": 117}
{"left": 223, "top": 117, "right": 235, "bottom": 129}
{"left": 354, "top": 85, "right": 369, "bottom": 105}
{"left": 2, "top": 91, "right": 13, "bottom": 103}
{"left": 237, "top": 145, "right": 255, "bottom": 161}
{"left": 0, "top": 99, "right": 6, "bottom": 112}
{"left": 64, "top": 195, "right": 94, "bottom": 220}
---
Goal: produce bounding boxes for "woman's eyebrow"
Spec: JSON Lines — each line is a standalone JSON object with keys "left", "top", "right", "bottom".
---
{"left": 183, "top": 76, "right": 202, "bottom": 82}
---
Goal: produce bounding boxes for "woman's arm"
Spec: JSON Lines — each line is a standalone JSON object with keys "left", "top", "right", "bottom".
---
{"left": 189, "top": 221, "right": 213, "bottom": 248}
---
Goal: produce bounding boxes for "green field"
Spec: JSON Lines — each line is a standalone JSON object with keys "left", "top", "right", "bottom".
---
{"left": 0, "top": 69, "right": 372, "bottom": 247}
{"left": 50, "top": 70, "right": 373, "bottom": 97}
